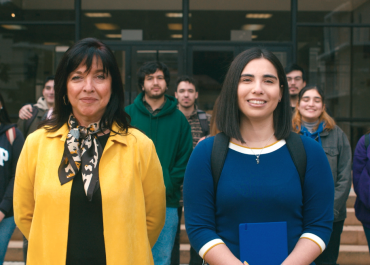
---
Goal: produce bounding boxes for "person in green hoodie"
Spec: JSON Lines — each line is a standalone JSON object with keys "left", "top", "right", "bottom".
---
{"left": 125, "top": 61, "right": 193, "bottom": 265}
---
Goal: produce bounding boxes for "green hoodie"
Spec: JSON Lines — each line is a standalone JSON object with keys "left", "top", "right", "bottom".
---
{"left": 125, "top": 93, "right": 193, "bottom": 208}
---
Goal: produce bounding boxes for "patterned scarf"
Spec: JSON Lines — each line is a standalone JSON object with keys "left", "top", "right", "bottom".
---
{"left": 58, "top": 114, "right": 103, "bottom": 201}
{"left": 300, "top": 122, "right": 325, "bottom": 145}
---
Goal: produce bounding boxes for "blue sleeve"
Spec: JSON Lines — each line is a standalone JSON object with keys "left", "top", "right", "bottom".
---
{"left": 301, "top": 136, "right": 334, "bottom": 246}
{"left": 183, "top": 137, "right": 220, "bottom": 253}
{"left": 353, "top": 136, "right": 370, "bottom": 208}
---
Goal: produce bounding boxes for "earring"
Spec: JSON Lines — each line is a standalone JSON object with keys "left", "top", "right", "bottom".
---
{"left": 63, "top": 95, "right": 68, "bottom": 105}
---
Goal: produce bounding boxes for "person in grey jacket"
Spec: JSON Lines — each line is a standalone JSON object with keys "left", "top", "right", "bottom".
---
{"left": 292, "top": 84, "right": 352, "bottom": 265}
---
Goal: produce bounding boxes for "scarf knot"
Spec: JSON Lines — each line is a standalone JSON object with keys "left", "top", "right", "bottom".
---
{"left": 58, "top": 114, "right": 102, "bottom": 201}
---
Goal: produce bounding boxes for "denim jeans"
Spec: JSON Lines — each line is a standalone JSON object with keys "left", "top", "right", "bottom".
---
{"left": 0, "top": 216, "right": 16, "bottom": 264}
{"left": 314, "top": 220, "right": 344, "bottom": 265}
{"left": 152, "top": 207, "right": 178, "bottom": 265}
{"left": 363, "top": 225, "right": 370, "bottom": 252}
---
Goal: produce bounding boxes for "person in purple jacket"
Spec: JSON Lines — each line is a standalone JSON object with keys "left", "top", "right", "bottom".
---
{"left": 353, "top": 134, "right": 370, "bottom": 251}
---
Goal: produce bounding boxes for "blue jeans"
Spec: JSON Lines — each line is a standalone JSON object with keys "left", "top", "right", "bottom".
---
{"left": 0, "top": 216, "right": 16, "bottom": 264}
{"left": 363, "top": 225, "right": 370, "bottom": 252}
{"left": 152, "top": 207, "right": 178, "bottom": 265}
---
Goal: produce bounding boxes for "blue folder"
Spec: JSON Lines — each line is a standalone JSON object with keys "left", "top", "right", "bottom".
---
{"left": 239, "top": 222, "right": 288, "bottom": 265}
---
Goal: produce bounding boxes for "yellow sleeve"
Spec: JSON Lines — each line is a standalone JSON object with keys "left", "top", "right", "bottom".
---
{"left": 13, "top": 136, "right": 36, "bottom": 240}
{"left": 141, "top": 141, "right": 166, "bottom": 247}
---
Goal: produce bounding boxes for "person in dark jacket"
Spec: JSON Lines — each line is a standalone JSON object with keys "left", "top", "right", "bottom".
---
{"left": 0, "top": 92, "right": 24, "bottom": 264}
{"left": 17, "top": 75, "right": 55, "bottom": 138}
{"left": 292, "top": 85, "right": 352, "bottom": 265}
{"left": 125, "top": 61, "right": 193, "bottom": 265}
{"left": 353, "top": 134, "right": 370, "bottom": 252}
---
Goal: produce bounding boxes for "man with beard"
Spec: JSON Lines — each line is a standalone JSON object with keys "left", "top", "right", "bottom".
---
{"left": 175, "top": 76, "right": 211, "bottom": 147}
{"left": 125, "top": 61, "right": 193, "bottom": 265}
{"left": 285, "top": 64, "right": 306, "bottom": 111}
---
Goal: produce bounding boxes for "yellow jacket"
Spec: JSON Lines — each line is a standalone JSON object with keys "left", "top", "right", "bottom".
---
{"left": 14, "top": 123, "right": 166, "bottom": 265}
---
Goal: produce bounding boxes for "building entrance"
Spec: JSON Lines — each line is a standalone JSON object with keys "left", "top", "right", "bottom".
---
{"left": 108, "top": 42, "right": 293, "bottom": 111}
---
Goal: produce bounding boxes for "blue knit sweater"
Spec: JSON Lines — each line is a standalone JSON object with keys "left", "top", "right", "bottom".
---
{"left": 183, "top": 136, "right": 334, "bottom": 262}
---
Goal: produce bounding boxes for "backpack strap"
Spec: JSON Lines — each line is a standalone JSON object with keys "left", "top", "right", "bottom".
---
{"left": 211, "top": 132, "right": 230, "bottom": 198}
{"left": 285, "top": 132, "right": 307, "bottom": 190}
{"left": 365, "top": 134, "right": 370, "bottom": 149}
{"left": 5, "top": 127, "right": 16, "bottom": 145}
{"left": 197, "top": 110, "right": 210, "bottom": 136}
{"left": 24, "top": 106, "right": 39, "bottom": 136}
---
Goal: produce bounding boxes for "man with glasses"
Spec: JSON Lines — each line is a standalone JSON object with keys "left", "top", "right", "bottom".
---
{"left": 285, "top": 64, "right": 306, "bottom": 111}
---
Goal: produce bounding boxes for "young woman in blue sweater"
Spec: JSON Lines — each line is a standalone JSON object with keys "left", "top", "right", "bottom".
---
{"left": 183, "top": 48, "right": 334, "bottom": 265}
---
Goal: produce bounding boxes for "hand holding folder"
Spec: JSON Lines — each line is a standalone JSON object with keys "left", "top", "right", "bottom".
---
{"left": 239, "top": 222, "right": 288, "bottom": 265}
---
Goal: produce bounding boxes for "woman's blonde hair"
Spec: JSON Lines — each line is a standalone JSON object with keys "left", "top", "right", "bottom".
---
{"left": 292, "top": 85, "right": 336, "bottom": 133}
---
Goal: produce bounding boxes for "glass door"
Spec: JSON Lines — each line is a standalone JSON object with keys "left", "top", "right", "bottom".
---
{"left": 189, "top": 46, "right": 237, "bottom": 111}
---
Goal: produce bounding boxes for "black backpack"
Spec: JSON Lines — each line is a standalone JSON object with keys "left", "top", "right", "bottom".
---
{"left": 210, "top": 132, "right": 307, "bottom": 198}
{"left": 197, "top": 110, "right": 210, "bottom": 136}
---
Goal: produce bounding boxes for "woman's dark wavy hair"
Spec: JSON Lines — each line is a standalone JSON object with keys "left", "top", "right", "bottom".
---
{"left": 216, "top": 47, "right": 291, "bottom": 143}
{"left": 0, "top": 92, "right": 11, "bottom": 124}
{"left": 40, "top": 37, "right": 131, "bottom": 133}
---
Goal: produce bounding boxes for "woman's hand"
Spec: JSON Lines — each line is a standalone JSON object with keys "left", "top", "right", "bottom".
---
{"left": 0, "top": 211, "right": 5, "bottom": 223}
{"left": 281, "top": 238, "right": 321, "bottom": 265}
{"left": 204, "top": 244, "right": 243, "bottom": 265}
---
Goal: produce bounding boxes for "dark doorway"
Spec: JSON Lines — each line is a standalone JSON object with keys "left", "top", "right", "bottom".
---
{"left": 192, "top": 50, "right": 234, "bottom": 111}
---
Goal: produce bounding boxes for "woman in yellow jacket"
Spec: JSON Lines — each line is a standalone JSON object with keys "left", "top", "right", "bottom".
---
{"left": 13, "top": 38, "right": 166, "bottom": 265}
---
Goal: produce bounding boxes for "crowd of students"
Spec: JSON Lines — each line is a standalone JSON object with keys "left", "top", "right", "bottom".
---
{"left": 0, "top": 37, "right": 369, "bottom": 265}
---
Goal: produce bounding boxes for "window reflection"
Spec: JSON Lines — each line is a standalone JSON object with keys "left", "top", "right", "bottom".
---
{"left": 298, "top": 0, "right": 370, "bottom": 24}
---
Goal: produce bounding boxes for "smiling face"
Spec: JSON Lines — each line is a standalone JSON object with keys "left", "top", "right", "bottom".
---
{"left": 142, "top": 69, "right": 167, "bottom": 99}
{"left": 175, "top": 81, "right": 198, "bottom": 109}
{"left": 43, "top": 80, "right": 55, "bottom": 107}
{"left": 67, "top": 56, "right": 112, "bottom": 126}
{"left": 237, "top": 58, "right": 282, "bottom": 122}
{"left": 297, "top": 88, "right": 324, "bottom": 123}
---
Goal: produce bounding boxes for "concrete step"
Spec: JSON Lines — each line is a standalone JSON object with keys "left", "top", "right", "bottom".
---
{"left": 10, "top": 228, "right": 23, "bottom": 241}
{"left": 347, "top": 191, "right": 356, "bottom": 208}
{"left": 341, "top": 226, "right": 368, "bottom": 245}
{"left": 337, "top": 245, "right": 370, "bottom": 265}
{"left": 180, "top": 244, "right": 190, "bottom": 264}
{"left": 180, "top": 224, "right": 189, "bottom": 244}
{"left": 345, "top": 208, "right": 362, "bottom": 226}
{"left": 4, "top": 241, "right": 23, "bottom": 262}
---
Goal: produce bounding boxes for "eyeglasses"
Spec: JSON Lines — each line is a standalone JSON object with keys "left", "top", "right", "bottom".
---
{"left": 287, "top": 76, "right": 303, "bottom": 82}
